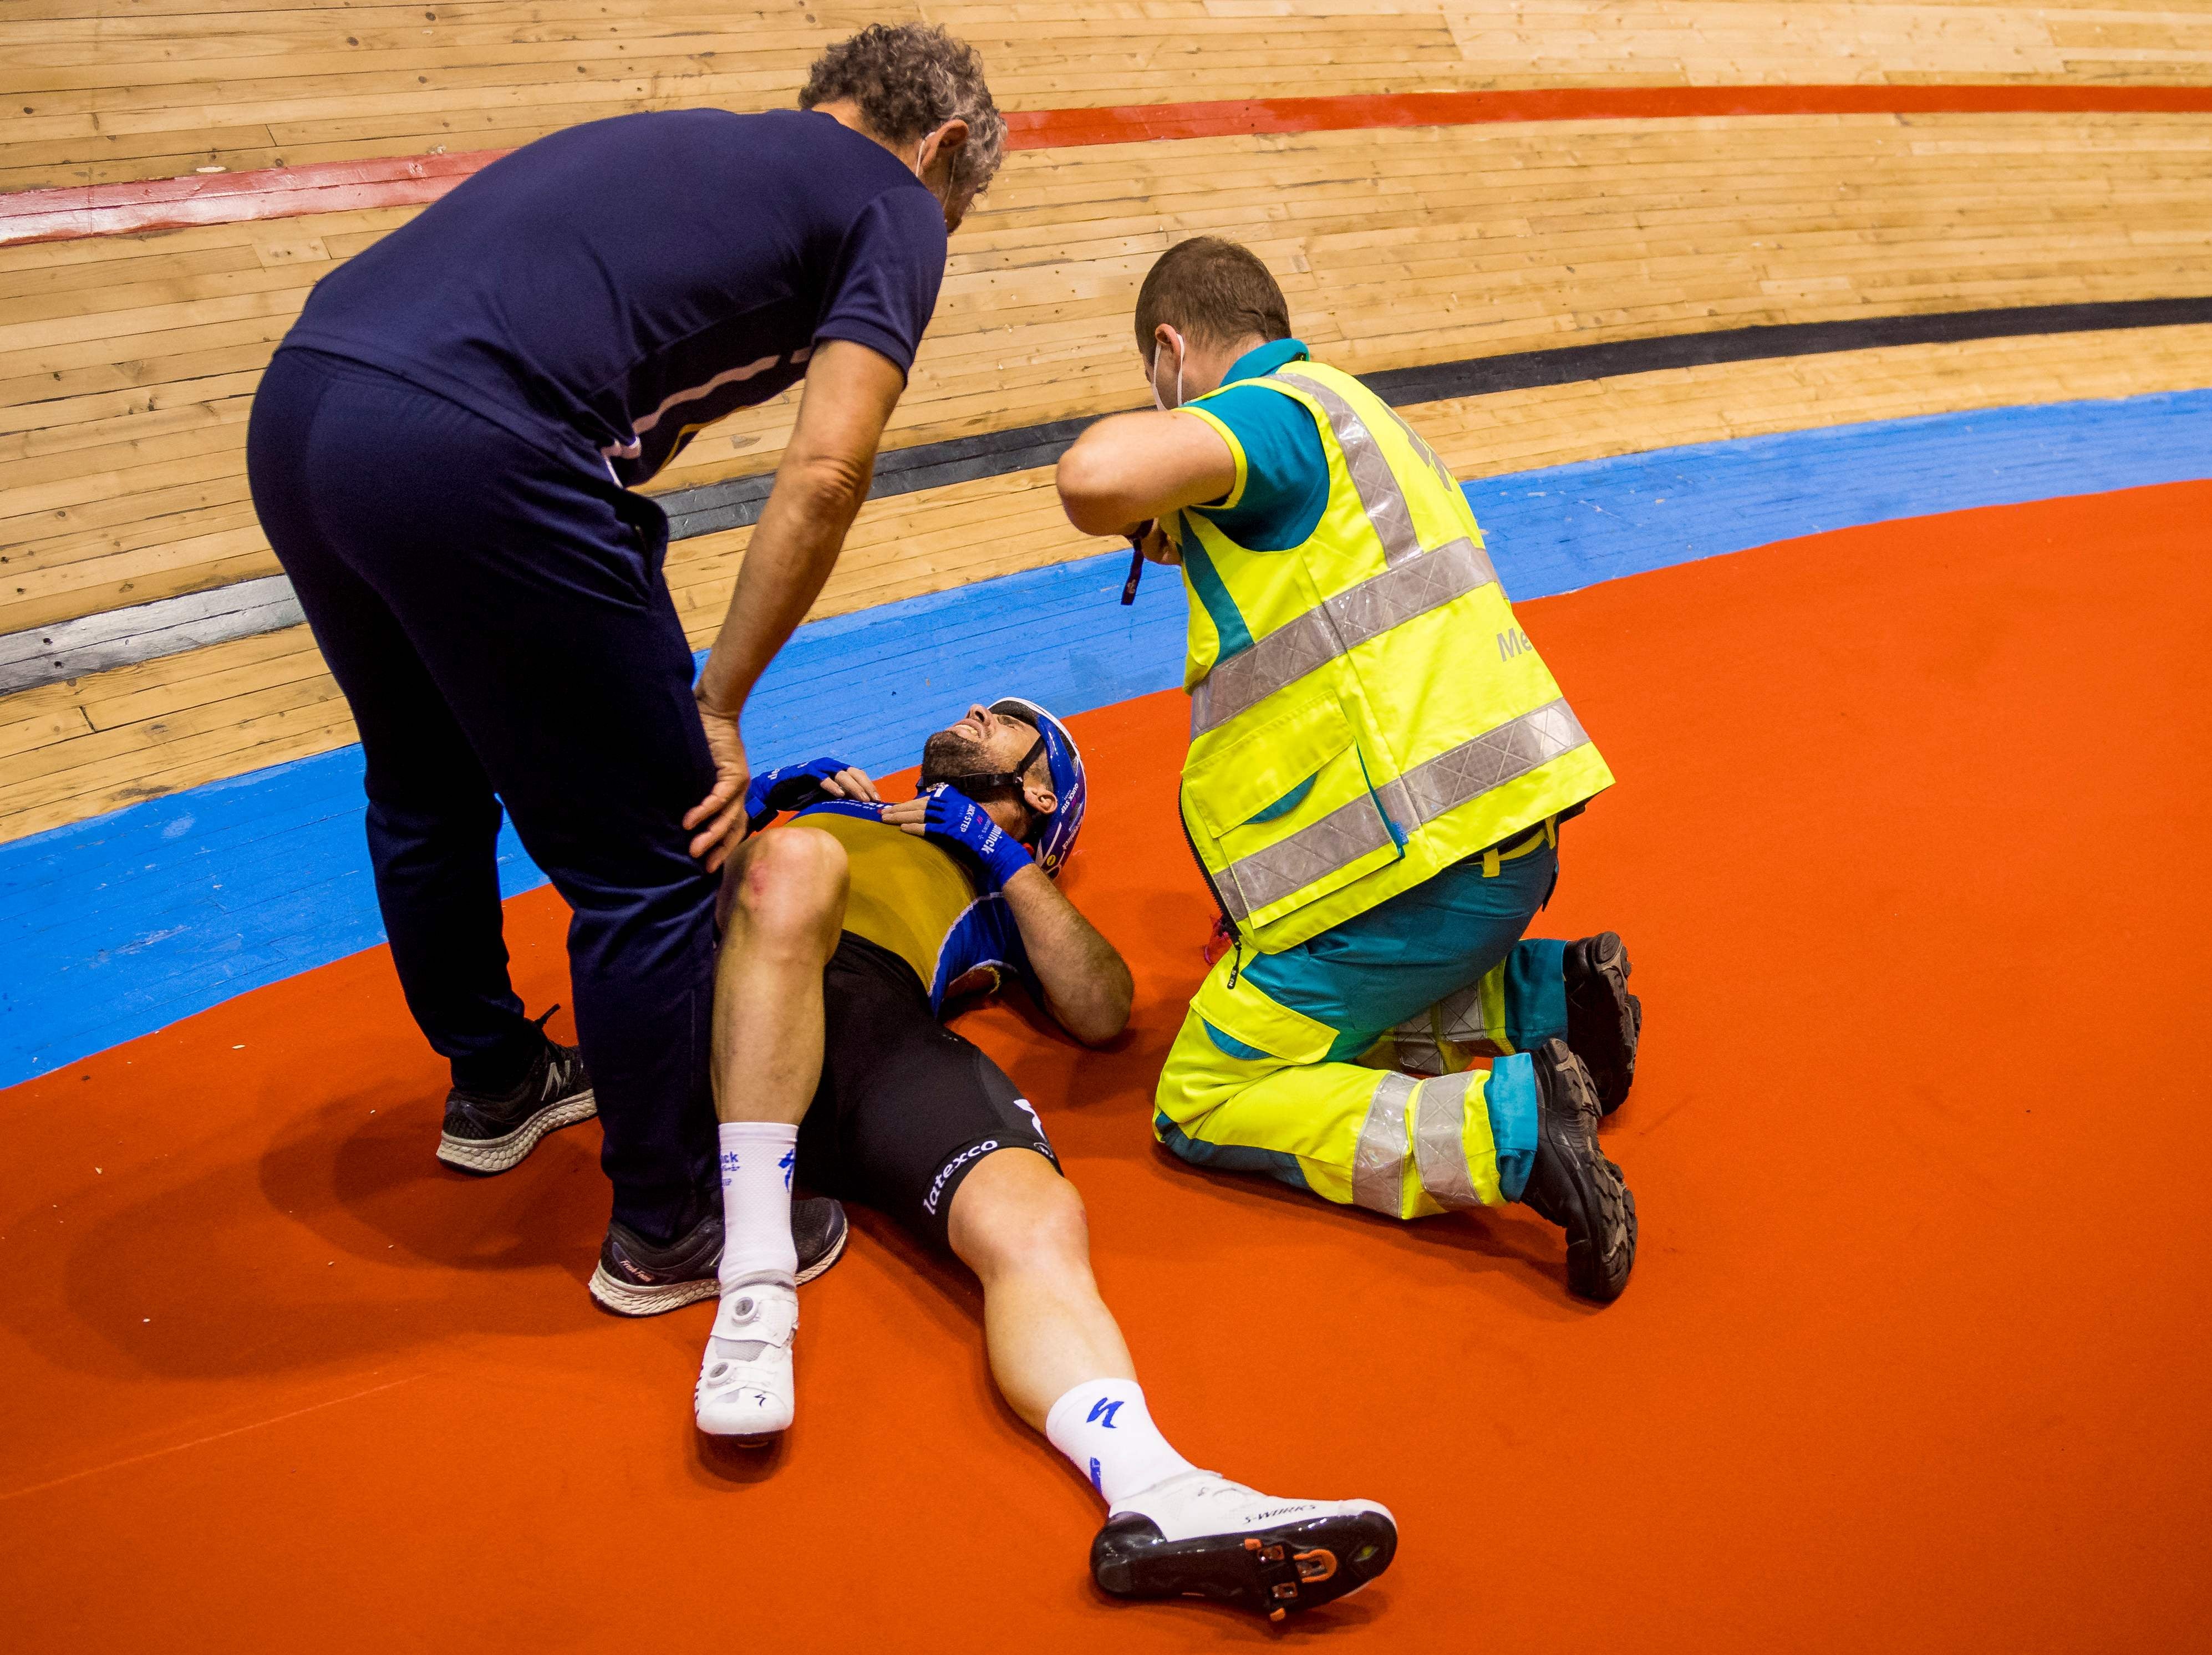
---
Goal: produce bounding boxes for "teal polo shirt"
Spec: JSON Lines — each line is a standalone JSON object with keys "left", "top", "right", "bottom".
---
{"left": 1180, "top": 338, "right": 1331, "bottom": 551}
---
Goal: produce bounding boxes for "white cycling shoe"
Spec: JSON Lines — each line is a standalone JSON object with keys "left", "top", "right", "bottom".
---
{"left": 1090, "top": 1469, "right": 1399, "bottom": 1620}
{"left": 693, "top": 1273, "right": 797, "bottom": 1442}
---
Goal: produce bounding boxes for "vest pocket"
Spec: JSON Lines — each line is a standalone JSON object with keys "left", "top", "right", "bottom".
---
{"left": 1184, "top": 694, "right": 1406, "bottom": 930}
{"left": 1186, "top": 694, "right": 1357, "bottom": 836}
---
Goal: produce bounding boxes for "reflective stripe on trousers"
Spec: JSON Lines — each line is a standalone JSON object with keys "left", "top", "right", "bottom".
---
{"left": 1351, "top": 1069, "right": 1487, "bottom": 1214}
{"left": 1217, "top": 698, "right": 1591, "bottom": 923}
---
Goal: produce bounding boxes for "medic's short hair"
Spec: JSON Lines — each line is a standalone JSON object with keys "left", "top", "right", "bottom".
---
{"left": 1134, "top": 237, "right": 1293, "bottom": 352}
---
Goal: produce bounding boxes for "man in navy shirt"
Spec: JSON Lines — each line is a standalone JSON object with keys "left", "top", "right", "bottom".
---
{"left": 245, "top": 24, "right": 1004, "bottom": 1306}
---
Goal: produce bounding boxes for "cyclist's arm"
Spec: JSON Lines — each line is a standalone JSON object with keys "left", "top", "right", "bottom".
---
{"left": 999, "top": 865, "right": 1132, "bottom": 1047}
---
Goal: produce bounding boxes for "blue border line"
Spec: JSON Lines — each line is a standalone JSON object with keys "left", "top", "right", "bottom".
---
{"left": 6, "top": 389, "right": 2210, "bottom": 1085}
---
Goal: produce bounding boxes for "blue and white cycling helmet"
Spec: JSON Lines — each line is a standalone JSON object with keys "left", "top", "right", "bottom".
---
{"left": 982, "top": 696, "right": 1087, "bottom": 879}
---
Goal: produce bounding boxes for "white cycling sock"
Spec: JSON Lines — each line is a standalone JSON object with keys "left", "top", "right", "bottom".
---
{"left": 716, "top": 1121, "right": 799, "bottom": 1293}
{"left": 1045, "top": 1379, "right": 1198, "bottom": 1506}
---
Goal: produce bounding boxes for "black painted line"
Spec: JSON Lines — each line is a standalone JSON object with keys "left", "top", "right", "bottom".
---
{"left": 6, "top": 296, "right": 2209, "bottom": 699}
{"left": 663, "top": 419, "right": 1093, "bottom": 541}
{"left": 0, "top": 577, "right": 305, "bottom": 696}
{"left": 653, "top": 296, "right": 2212, "bottom": 541}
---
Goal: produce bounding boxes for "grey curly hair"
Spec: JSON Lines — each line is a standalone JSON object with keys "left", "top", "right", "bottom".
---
{"left": 800, "top": 23, "right": 1008, "bottom": 199}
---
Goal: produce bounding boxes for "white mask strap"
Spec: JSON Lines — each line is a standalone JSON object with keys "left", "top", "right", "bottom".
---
{"left": 1151, "top": 332, "right": 1185, "bottom": 412}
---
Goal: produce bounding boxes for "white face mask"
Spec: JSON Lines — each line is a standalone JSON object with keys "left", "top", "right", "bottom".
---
{"left": 1150, "top": 331, "right": 1185, "bottom": 412}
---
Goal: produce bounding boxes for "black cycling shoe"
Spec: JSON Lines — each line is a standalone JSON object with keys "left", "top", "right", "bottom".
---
{"left": 435, "top": 1009, "right": 596, "bottom": 1175}
{"left": 1521, "top": 1040, "right": 1636, "bottom": 1302}
{"left": 1564, "top": 931, "right": 1640, "bottom": 1115}
{"left": 587, "top": 1196, "right": 849, "bottom": 1317}
{"left": 1090, "top": 1474, "right": 1398, "bottom": 1621}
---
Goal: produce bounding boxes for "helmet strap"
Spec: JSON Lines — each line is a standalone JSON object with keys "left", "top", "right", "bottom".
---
{"left": 933, "top": 727, "right": 1049, "bottom": 841}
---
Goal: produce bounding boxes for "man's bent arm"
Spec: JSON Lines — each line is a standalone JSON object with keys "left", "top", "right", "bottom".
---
{"left": 1000, "top": 865, "right": 1133, "bottom": 1046}
{"left": 684, "top": 341, "right": 909, "bottom": 869}
{"left": 1055, "top": 411, "right": 1236, "bottom": 537}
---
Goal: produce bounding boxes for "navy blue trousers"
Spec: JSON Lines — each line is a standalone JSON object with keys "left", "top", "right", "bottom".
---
{"left": 246, "top": 348, "right": 719, "bottom": 1241}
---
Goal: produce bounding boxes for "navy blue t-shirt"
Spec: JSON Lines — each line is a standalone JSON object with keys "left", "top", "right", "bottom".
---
{"left": 284, "top": 108, "right": 948, "bottom": 486}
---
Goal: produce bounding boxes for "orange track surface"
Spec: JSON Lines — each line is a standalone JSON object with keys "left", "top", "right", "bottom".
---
{"left": 3, "top": 483, "right": 2208, "bottom": 1651}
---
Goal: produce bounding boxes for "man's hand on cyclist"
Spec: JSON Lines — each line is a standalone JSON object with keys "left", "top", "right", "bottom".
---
{"left": 743, "top": 756, "right": 881, "bottom": 831}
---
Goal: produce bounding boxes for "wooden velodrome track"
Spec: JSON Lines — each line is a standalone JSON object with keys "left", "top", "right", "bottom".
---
{"left": 7, "top": 2, "right": 2212, "bottom": 840}
{"left": 3, "top": 3, "right": 2211, "bottom": 1647}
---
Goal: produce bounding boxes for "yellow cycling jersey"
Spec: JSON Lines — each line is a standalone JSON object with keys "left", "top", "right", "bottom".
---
{"left": 790, "top": 802, "right": 1030, "bottom": 1011}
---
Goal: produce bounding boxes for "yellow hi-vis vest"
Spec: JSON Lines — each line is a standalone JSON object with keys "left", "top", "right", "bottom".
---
{"left": 1172, "top": 360, "right": 1614, "bottom": 953}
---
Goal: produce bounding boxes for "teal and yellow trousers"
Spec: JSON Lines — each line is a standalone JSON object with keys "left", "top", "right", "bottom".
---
{"left": 1155, "top": 825, "right": 1565, "bottom": 1218}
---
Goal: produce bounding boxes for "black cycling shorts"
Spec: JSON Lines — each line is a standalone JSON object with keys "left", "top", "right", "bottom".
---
{"left": 796, "top": 933, "right": 1058, "bottom": 1252}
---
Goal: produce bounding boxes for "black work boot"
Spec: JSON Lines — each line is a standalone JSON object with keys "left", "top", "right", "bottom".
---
{"left": 1564, "top": 931, "right": 1641, "bottom": 1114}
{"left": 588, "top": 1196, "right": 850, "bottom": 1317}
{"left": 1521, "top": 1040, "right": 1636, "bottom": 1302}
{"left": 436, "top": 1009, "right": 595, "bottom": 1175}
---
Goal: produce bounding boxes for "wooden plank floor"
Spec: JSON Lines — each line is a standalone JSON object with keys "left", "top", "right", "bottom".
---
{"left": 6, "top": 1, "right": 2212, "bottom": 193}
{"left": 4, "top": 319, "right": 2209, "bottom": 842}
{"left": 4, "top": 0, "right": 2212, "bottom": 847}
{"left": 7, "top": 112, "right": 2211, "bottom": 644}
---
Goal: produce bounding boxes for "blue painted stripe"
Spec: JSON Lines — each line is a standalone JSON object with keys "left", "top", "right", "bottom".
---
{"left": 6, "top": 387, "right": 2210, "bottom": 1086}
{"left": 1463, "top": 389, "right": 2212, "bottom": 598}
{"left": 0, "top": 557, "right": 1192, "bottom": 1086}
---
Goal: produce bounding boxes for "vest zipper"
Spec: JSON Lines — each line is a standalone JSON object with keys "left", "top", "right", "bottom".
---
{"left": 1179, "top": 797, "right": 1242, "bottom": 990}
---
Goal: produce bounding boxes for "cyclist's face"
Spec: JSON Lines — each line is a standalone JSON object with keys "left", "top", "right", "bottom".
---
{"left": 943, "top": 704, "right": 1038, "bottom": 772}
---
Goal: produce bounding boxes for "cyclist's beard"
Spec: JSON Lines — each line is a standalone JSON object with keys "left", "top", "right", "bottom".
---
{"left": 919, "top": 727, "right": 994, "bottom": 788}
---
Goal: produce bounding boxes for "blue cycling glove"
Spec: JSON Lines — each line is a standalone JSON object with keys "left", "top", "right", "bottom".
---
{"left": 745, "top": 756, "right": 858, "bottom": 831}
{"left": 916, "top": 785, "right": 1034, "bottom": 889}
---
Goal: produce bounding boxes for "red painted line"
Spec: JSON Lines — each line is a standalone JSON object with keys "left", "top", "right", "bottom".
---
{"left": 0, "top": 148, "right": 505, "bottom": 246}
{"left": 1002, "top": 83, "right": 2212, "bottom": 146}
{"left": 6, "top": 85, "right": 2211, "bottom": 248}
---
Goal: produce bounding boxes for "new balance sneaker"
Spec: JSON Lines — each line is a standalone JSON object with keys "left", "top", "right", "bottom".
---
{"left": 435, "top": 1011, "right": 595, "bottom": 1175}
{"left": 1522, "top": 1040, "right": 1636, "bottom": 1302}
{"left": 1091, "top": 1470, "right": 1397, "bottom": 1621}
{"left": 694, "top": 1273, "right": 798, "bottom": 1442}
{"left": 1564, "top": 931, "right": 1641, "bottom": 1114}
{"left": 587, "top": 1196, "right": 848, "bottom": 1316}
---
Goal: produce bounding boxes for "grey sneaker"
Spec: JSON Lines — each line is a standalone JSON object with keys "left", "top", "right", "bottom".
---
{"left": 435, "top": 1011, "right": 595, "bottom": 1175}
{"left": 587, "top": 1196, "right": 849, "bottom": 1317}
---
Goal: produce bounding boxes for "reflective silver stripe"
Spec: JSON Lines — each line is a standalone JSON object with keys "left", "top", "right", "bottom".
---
{"left": 1191, "top": 537, "right": 1497, "bottom": 736}
{"left": 1193, "top": 609, "right": 1335, "bottom": 741}
{"left": 1381, "top": 402, "right": 1464, "bottom": 497}
{"left": 1276, "top": 369, "right": 1422, "bottom": 567}
{"left": 1351, "top": 1072, "right": 1417, "bottom": 1215}
{"left": 1220, "top": 789, "right": 1394, "bottom": 921}
{"left": 1412, "top": 1072, "right": 1484, "bottom": 1209}
{"left": 1217, "top": 698, "right": 1589, "bottom": 919}
{"left": 1389, "top": 697, "right": 1589, "bottom": 829}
